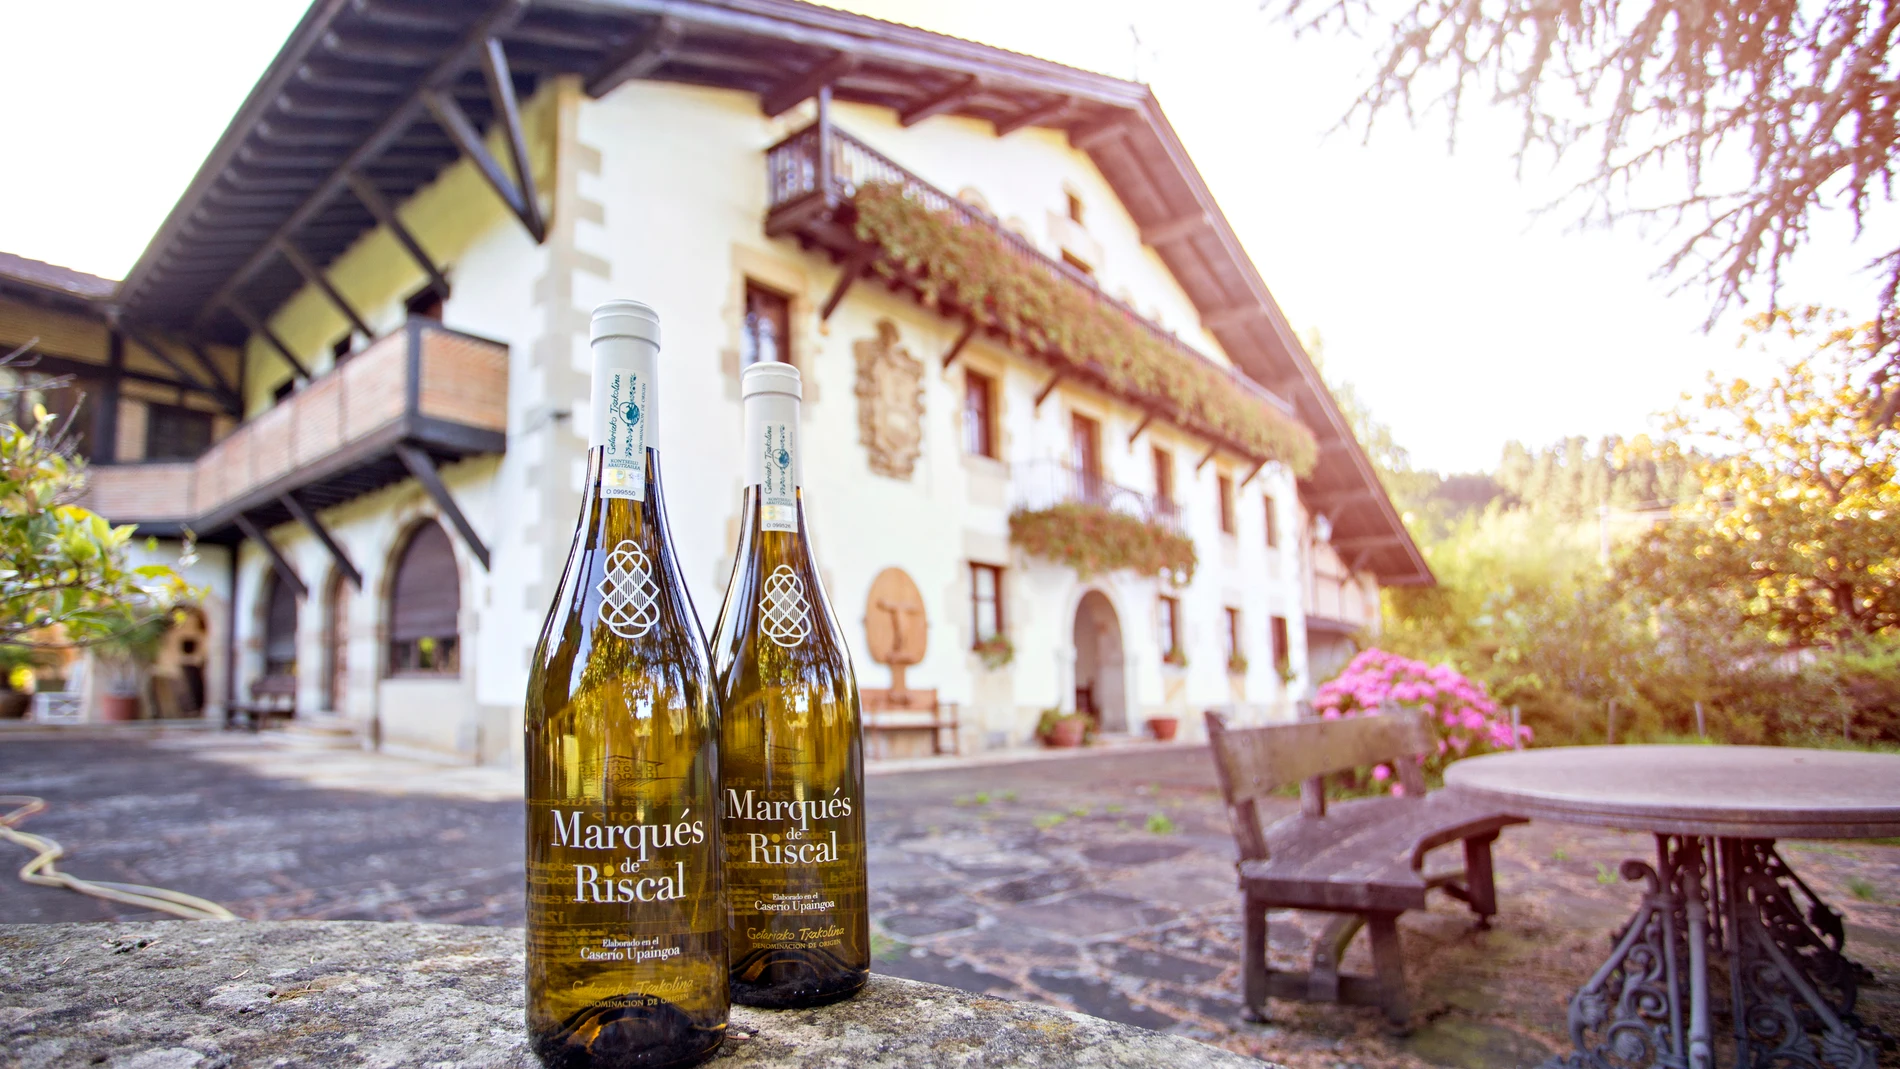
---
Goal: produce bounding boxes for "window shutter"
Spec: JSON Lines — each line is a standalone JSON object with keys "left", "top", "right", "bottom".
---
{"left": 264, "top": 575, "right": 298, "bottom": 667}
{"left": 390, "top": 522, "right": 460, "bottom": 641}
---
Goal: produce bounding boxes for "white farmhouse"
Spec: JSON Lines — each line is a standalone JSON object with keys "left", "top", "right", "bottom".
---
{"left": 2, "top": 0, "right": 1430, "bottom": 760}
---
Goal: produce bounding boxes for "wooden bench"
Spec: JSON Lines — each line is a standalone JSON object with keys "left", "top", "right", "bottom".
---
{"left": 860, "top": 687, "right": 959, "bottom": 758}
{"left": 227, "top": 675, "right": 296, "bottom": 731}
{"left": 1205, "top": 709, "right": 1526, "bottom": 1027}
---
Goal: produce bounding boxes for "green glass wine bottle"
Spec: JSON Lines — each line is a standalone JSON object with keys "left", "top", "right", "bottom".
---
{"left": 712, "top": 361, "right": 869, "bottom": 1008}
{"left": 524, "top": 301, "right": 728, "bottom": 1069}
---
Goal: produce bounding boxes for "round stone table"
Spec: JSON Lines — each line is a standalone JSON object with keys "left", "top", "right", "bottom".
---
{"left": 0, "top": 921, "right": 1267, "bottom": 1068}
{"left": 1447, "top": 745, "right": 1900, "bottom": 1069}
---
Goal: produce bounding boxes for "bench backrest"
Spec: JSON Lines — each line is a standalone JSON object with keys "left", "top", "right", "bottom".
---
{"left": 251, "top": 675, "right": 297, "bottom": 702}
{"left": 1204, "top": 709, "right": 1433, "bottom": 862}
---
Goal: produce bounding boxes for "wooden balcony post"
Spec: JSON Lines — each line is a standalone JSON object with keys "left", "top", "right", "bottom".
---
{"left": 817, "top": 84, "right": 835, "bottom": 209}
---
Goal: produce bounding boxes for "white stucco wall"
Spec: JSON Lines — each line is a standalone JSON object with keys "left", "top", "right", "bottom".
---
{"left": 222, "top": 76, "right": 1363, "bottom": 761}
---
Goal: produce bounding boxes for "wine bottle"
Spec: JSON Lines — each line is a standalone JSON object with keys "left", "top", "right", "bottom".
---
{"left": 712, "top": 361, "right": 869, "bottom": 1008}
{"left": 524, "top": 301, "right": 727, "bottom": 1069}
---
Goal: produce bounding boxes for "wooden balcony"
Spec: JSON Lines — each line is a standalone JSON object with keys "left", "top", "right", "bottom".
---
{"left": 765, "top": 121, "right": 1299, "bottom": 438}
{"left": 82, "top": 320, "right": 507, "bottom": 538}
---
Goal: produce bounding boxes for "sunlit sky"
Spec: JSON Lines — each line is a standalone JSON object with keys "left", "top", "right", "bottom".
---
{"left": 0, "top": 0, "right": 1875, "bottom": 472}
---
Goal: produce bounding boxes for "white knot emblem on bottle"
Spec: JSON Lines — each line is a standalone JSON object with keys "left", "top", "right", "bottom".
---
{"left": 760, "top": 565, "right": 812, "bottom": 648}
{"left": 598, "top": 540, "right": 659, "bottom": 639}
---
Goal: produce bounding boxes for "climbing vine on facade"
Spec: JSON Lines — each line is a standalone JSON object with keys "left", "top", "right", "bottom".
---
{"left": 1008, "top": 504, "right": 1197, "bottom": 582}
{"left": 852, "top": 183, "right": 1318, "bottom": 475}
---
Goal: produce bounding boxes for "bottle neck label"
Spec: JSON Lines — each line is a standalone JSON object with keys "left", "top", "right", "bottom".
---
{"left": 592, "top": 339, "right": 655, "bottom": 501}
{"left": 746, "top": 391, "right": 800, "bottom": 532}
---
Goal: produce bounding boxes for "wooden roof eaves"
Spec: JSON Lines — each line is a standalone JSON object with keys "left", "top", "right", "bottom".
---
{"left": 1111, "top": 94, "right": 1434, "bottom": 587}
{"left": 117, "top": 0, "right": 360, "bottom": 309}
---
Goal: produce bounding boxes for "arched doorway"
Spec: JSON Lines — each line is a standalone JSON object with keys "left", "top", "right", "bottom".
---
{"left": 262, "top": 573, "right": 299, "bottom": 679}
{"left": 1072, "top": 591, "right": 1127, "bottom": 733}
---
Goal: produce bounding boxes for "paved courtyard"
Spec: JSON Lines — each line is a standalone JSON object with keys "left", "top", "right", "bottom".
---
{"left": 2, "top": 731, "right": 1896, "bottom": 1068}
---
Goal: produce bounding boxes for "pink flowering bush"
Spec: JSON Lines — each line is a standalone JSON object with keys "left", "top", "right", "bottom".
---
{"left": 1312, "top": 649, "right": 1531, "bottom": 794}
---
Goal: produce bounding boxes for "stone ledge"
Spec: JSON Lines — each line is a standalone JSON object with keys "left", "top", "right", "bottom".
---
{"left": 0, "top": 921, "right": 1272, "bottom": 1068}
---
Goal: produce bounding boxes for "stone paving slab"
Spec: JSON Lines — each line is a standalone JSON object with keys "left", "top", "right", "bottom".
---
{"left": 3, "top": 735, "right": 1898, "bottom": 1068}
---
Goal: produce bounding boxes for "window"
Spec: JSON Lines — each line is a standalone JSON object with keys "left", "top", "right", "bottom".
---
{"left": 1070, "top": 412, "right": 1102, "bottom": 500}
{"left": 1270, "top": 615, "right": 1291, "bottom": 677}
{"left": 1263, "top": 495, "right": 1279, "bottom": 548}
{"left": 262, "top": 572, "right": 299, "bottom": 678}
{"left": 1217, "top": 473, "right": 1236, "bottom": 535}
{"left": 1066, "top": 191, "right": 1085, "bottom": 225}
{"left": 272, "top": 379, "right": 296, "bottom": 405}
{"left": 963, "top": 370, "right": 997, "bottom": 458}
{"left": 1152, "top": 446, "right": 1175, "bottom": 519}
{"left": 145, "top": 403, "right": 214, "bottom": 461}
{"left": 1157, "top": 595, "right": 1181, "bottom": 658}
{"left": 741, "top": 281, "right": 792, "bottom": 367}
{"left": 388, "top": 520, "right": 460, "bottom": 675}
{"left": 1224, "top": 607, "right": 1242, "bottom": 663}
{"left": 970, "top": 563, "right": 1004, "bottom": 643}
{"left": 1061, "top": 250, "right": 1094, "bottom": 278}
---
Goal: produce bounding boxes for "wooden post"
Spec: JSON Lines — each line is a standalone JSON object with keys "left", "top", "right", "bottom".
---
{"left": 1606, "top": 700, "right": 1617, "bottom": 745}
{"left": 1694, "top": 701, "right": 1705, "bottom": 738}
{"left": 1510, "top": 705, "right": 1522, "bottom": 750}
{"left": 816, "top": 84, "right": 835, "bottom": 208}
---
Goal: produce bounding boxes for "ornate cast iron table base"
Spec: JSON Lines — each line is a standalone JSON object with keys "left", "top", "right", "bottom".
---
{"left": 1551, "top": 835, "right": 1881, "bottom": 1069}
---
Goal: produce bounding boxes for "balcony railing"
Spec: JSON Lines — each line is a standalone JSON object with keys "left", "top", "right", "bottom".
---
{"left": 82, "top": 319, "right": 508, "bottom": 536}
{"left": 765, "top": 122, "right": 1298, "bottom": 422}
{"left": 1012, "top": 460, "right": 1183, "bottom": 531}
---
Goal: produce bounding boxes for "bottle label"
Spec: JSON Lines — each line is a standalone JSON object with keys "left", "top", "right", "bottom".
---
{"left": 598, "top": 366, "right": 648, "bottom": 501}
{"left": 724, "top": 783, "right": 862, "bottom": 952}
{"left": 526, "top": 800, "right": 723, "bottom": 966}
{"left": 758, "top": 419, "right": 797, "bottom": 532}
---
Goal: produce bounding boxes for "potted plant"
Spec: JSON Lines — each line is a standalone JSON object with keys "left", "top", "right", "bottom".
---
{"left": 0, "top": 646, "right": 34, "bottom": 720}
{"left": 1036, "top": 708, "right": 1088, "bottom": 748}
{"left": 1277, "top": 661, "right": 1298, "bottom": 687}
{"left": 974, "top": 634, "right": 1014, "bottom": 670}
{"left": 95, "top": 616, "right": 170, "bottom": 722}
{"left": 1226, "top": 651, "right": 1249, "bottom": 676}
{"left": 1145, "top": 716, "right": 1179, "bottom": 741}
{"left": 1162, "top": 646, "right": 1188, "bottom": 670}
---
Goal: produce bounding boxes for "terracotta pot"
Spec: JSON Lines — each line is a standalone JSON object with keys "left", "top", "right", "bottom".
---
{"left": 1043, "top": 717, "right": 1086, "bottom": 748}
{"left": 100, "top": 694, "right": 142, "bottom": 722}
{"left": 0, "top": 691, "right": 28, "bottom": 720}
{"left": 1146, "top": 717, "right": 1179, "bottom": 742}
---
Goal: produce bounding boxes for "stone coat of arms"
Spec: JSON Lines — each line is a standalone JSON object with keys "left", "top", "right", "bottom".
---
{"left": 854, "top": 319, "right": 925, "bottom": 479}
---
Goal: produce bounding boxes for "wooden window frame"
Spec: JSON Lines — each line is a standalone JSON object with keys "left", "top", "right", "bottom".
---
{"left": 741, "top": 279, "right": 794, "bottom": 368}
{"left": 1270, "top": 615, "right": 1291, "bottom": 676}
{"left": 1217, "top": 473, "right": 1236, "bottom": 535}
{"left": 387, "top": 521, "right": 461, "bottom": 679}
{"left": 1152, "top": 446, "right": 1175, "bottom": 519}
{"left": 970, "top": 562, "right": 1005, "bottom": 645}
{"left": 1158, "top": 595, "right": 1182, "bottom": 660}
{"left": 1263, "top": 494, "right": 1279, "bottom": 548}
{"left": 963, "top": 369, "right": 997, "bottom": 459}
{"left": 1224, "top": 606, "right": 1242, "bottom": 662}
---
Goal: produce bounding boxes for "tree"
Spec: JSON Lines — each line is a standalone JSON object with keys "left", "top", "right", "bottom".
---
{"left": 1618, "top": 309, "right": 1900, "bottom": 645}
{"left": 0, "top": 343, "right": 191, "bottom": 649}
{"left": 1285, "top": 0, "right": 1900, "bottom": 418}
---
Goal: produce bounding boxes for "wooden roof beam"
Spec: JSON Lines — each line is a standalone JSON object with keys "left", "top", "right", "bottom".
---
{"left": 277, "top": 238, "right": 375, "bottom": 341}
{"left": 1069, "top": 113, "right": 1133, "bottom": 151}
{"left": 900, "top": 75, "right": 980, "bottom": 127}
{"left": 425, "top": 85, "right": 544, "bottom": 242}
{"left": 233, "top": 513, "right": 308, "bottom": 599}
{"left": 480, "top": 37, "right": 545, "bottom": 240}
{"left": 940, "top": 319, "right": 976, "bottom": 369}
{"left": 761, "top": 52, "right": 857, "bottom": 118}
{"left": 225, "top": 298, "right": 311, "bottom": 382}
{"left": 280, "top": 491, "right": 362, "bottom": 589}
{"left": 346, "top": 172, "right": 452, "bottom": 300}
{"left": 1142, "top": 210, "right": 1211, "bottom": 249}
{"left": 191, "top": 0, "right": 530, "bottom": 332}
{"left": 1330, "top": 533, "right": 1404, "bottom": 553}
{"left": 1307, "top": 486, "right": 1383, "bottom": 516}
{"left": 820, "top": 247, "right": 874, "bottom": 321}
{"left": 586, "top": 15, "right": 684, "bottom": 97}
{"left": 396, "top": 443, "right": 491, "bottom": 570}
{"left": 994, "top": 95, "right": 1072, "bottom": 137}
